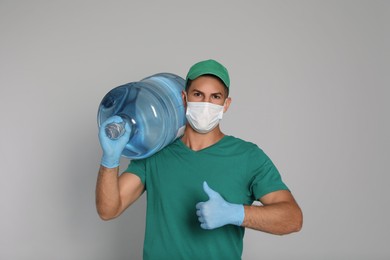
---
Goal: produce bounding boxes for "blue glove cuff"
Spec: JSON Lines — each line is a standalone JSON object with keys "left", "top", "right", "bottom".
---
{"left": 229, "top": 203, "right": 245, "bottom": 226}
{"left": 101, "top": 156, "right": 120, "bottom": 168}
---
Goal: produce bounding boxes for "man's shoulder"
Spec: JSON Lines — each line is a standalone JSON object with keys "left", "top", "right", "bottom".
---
{"left": 221, "top": 135, "right": 262, "bottom": 153}
{"left": 223, "top": 135, "right": 258, "bottom": 146}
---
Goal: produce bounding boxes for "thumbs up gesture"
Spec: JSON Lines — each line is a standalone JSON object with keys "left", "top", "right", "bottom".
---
{"left": 196, "top": 181, "right": 245, "bottom": 230}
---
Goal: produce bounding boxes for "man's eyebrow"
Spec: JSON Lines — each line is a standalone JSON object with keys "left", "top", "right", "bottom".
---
{"left": 190, "top": 88, "right": 204, "bottom": 94}
{"left": 191, "top": 88, "right": 223, "bottom": 95}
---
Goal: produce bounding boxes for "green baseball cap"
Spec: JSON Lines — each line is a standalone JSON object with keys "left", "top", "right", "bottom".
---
{"left": 186, "top": 59, "right": 230, "bottom": 88}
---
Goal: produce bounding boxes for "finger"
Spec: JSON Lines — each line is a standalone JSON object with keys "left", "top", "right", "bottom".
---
{"left": 102, "top": 115, "right": 123, "bottom": 127}
{"left": 121, "top": 121, "right": 132, "bottom": 140}
{"left": 195, "top": 202, "right": 204, "bottom": 210}
{"left": 124, "top": 120, "right": 131, "bottom": 132}
{"left": 200, "top": 223, "right": 210, "bottom": 230}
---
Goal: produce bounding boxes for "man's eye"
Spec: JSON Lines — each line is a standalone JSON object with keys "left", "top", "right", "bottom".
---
{"left": 212, "top": 95, "right": 221, "bottom": 99}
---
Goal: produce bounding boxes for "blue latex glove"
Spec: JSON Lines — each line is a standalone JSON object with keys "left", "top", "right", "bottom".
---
{"left": 196, "top": 181, "right": 245, "bottom": 230}
{"left": 98, "top": 116, "right": 131, "bottom": 168}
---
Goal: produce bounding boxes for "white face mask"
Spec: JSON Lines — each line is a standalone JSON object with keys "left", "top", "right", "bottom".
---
{"left": 186, "top": 101, "right": 225, "bottom": 134}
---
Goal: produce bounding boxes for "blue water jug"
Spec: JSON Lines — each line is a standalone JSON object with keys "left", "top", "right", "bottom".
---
{"left": 97, "top": 73, "right": 186, "bottom": 159}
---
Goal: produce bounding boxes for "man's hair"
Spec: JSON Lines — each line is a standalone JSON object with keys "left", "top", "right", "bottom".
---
{"left": 185, "top": 74, "right": 229, "bottom": 97}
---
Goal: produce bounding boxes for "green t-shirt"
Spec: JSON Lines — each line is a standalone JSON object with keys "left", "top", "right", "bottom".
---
{"left": 125, "top": 135, "right": 289, "bottom": 260}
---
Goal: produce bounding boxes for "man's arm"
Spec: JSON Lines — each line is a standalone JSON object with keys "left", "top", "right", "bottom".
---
{"left": 96, "top": 166, "right": 144, "bottom": 220}
{"left": 96, "top": 116, "right": 144, "bottom": 220}
{"left": 196, "top": 182, "right": 302, "bottom": 234}
{"left": 242, "top": 190, "right": 303, "bottom": 235}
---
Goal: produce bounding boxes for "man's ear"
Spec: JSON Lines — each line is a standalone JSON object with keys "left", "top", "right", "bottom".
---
{"left": 223, "top": 97, "right": 232, "bottom": 113}
{"left": 181, "top": 90, "right": 187, "bottom": 108}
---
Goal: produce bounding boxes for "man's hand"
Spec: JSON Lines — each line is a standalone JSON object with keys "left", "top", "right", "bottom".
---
{"left": 98, "top": 116, "right": 131, "bottom": 168}
{"left": 196, "top": 181, "right": 244, "bottom": 230}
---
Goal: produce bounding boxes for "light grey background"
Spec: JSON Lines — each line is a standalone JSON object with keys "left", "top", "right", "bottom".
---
{"left": 1, "top": 1, "right": 389, "bottom": 259}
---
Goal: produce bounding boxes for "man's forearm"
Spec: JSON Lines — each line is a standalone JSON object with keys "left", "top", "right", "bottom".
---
{"left": 242, "top": 201, "right": 303, "bottom": 235}
{"left": 95, "top": 165, "right": 121, "bottom": 220}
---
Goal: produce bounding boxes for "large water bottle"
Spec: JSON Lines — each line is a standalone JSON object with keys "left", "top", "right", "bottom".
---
{"left": 97, "top": 73, "right": 186, "bottom": 159}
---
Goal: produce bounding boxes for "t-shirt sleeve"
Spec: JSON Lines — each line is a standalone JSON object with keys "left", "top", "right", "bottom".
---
{"left": 248, "top": 146, "right": 289, "bottom": 200}
{"left": 124, "top": 159, "right": 147, "bottom": 185}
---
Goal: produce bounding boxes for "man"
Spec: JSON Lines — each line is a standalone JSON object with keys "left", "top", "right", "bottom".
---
{"left": 96, "top": 59, "right": 303, "bottom": 259}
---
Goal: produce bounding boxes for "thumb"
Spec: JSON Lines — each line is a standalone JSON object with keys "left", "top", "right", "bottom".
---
{"left": 122, "top": 120, "right": 132, "bottom": 139}
{"left": 203, "top": 181, "right": 220, "bottom": 200}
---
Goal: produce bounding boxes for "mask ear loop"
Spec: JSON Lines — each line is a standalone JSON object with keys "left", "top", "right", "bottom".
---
{"left": 218, "top": 102, "right": 225, "bottom": 119}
